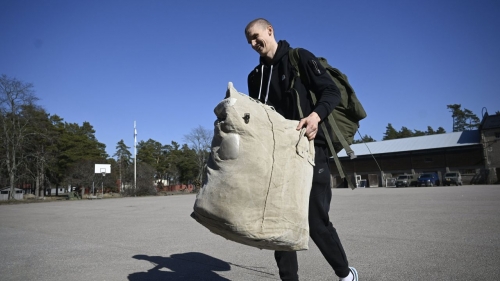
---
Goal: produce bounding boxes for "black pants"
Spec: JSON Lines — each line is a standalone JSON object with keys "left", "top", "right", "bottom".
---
{"left": 274, "top": 146, "right": 350, "bottom": 280}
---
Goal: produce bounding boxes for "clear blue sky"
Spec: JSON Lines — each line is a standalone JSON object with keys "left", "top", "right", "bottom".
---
{"left": 1, "top": 0, "right": 499, "bottom": 157}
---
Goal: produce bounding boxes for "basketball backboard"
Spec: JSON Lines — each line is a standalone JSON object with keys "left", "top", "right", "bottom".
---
{"left": 95, "top": 164, "right": 111, "bottom": 176}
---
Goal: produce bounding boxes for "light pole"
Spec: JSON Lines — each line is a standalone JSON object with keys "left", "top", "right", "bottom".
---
{"left": 134, "top": 121, "right": 137, "bottom": 195}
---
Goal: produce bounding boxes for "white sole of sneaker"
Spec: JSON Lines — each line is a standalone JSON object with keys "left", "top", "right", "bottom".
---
{"left": 349, "top": 267, "right": 358, "bottom": 281}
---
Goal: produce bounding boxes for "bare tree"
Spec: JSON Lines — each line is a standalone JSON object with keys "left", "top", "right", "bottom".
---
{"left": 0, "top": 75, "right": 38, "bottom": 199}
{"left": 183, "top": 125, "right": 212, "bottom": 186}
{"left": 23, "top": 138, "right": 48, "bottom": 198}
{"left": 21, "top": 105, "right": 56, "bottom": 198}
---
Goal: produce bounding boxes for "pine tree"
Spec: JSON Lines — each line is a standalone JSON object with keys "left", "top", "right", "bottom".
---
{"left": 383, "top": 123, "right": 398, "bottom": 140}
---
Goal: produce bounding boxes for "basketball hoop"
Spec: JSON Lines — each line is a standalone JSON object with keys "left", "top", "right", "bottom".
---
{"left": 93, "top": 164, "right": 111, "bottom": 197}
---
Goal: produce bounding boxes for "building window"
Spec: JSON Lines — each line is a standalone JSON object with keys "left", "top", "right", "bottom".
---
{"left": 425, "top": 157, "right": 433, "bottom": 162}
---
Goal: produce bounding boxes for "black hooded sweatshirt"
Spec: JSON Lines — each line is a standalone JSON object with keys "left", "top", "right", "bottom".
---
{"left": 247, "top": 40, "right": 341, "bottom": 147}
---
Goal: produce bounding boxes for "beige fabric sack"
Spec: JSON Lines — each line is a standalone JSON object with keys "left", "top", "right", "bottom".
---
{"left": 191, "top": 82, "right": 315, "bottom": 251}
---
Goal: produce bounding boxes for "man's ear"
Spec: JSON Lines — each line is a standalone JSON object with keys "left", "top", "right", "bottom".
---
{"left": 267, "top": 25, "right": 273, "bottom": 36}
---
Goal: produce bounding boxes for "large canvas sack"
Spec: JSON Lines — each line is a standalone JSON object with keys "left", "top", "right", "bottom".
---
{"left": 191, "top": 82, "right": 315, "bottom": 251}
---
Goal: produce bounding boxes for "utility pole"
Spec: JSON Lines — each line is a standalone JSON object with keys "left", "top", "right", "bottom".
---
{"left": 134, "top": 121, "right": 137, "bottom": 195}
{"left": 119, "top": 155, "right": 122, "bottom": 193}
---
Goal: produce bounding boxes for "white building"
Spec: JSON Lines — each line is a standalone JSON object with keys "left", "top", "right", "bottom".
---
{"left": 0, "top": 187, "right": 24, "bottom": 200}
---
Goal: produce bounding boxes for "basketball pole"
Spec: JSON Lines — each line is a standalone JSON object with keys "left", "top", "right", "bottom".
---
{"left": 102, "top": 171, "right": 105, "bottom": 198}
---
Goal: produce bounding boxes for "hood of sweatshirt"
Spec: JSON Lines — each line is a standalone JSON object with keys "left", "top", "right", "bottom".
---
{"left": 259, "top": 40, "right": 290, "bottom": 66}
{"left": 252, "top": 40, "right": 291, "bottom": 106}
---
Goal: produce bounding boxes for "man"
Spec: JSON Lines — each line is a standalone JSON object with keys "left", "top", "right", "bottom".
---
{"left": 245, "top": 18, "right": 358, "bottom": 281}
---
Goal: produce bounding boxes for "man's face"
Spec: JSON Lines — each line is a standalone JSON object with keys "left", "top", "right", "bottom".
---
{"left": 245, "top": 24, "right": 272, "bottom": 56}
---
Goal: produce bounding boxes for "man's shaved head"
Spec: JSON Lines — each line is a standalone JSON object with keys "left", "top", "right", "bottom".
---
{"left": 245, "top": 18, "right": 272, "bottom": 35}
{"left": 244, "top": 18, "right": 277, "bottom": 61}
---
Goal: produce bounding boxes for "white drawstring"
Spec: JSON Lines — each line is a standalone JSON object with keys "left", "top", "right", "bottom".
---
{"left": 264, "top": 65, "right": 273, "bottom": 104}
{"left": 257, "top": 65, "right": 264, "bottom": 100}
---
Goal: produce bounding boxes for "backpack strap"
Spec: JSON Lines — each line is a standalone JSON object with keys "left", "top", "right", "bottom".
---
{"left": 290, "top": 49, "right": 357, "bottom": 157}
{"left": 288, "top": 48, "right": 356, "bottom": 189}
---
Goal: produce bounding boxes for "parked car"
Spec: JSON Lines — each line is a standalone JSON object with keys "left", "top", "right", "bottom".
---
{"left": 417, "top": 172, "right": 440, "bottom": 187}
{"left": 443, "top": 171, "right": 462, "bottom": 186}
{"left": 395, "top": 174, "right": 418, "bottom": 187}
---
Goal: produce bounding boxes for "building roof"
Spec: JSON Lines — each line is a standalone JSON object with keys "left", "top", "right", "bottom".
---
{"left": 338, "top": 130, "right": 480, "bottom": 158}
{"left": 0, "top": 187, "right": 22, "bottom": 191}
{"left": 480, "top": 113, "right": 500, "bottom": 130}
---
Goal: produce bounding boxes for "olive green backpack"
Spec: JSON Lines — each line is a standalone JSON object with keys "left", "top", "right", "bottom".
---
{"left": 288, "top": 48, "right": 367, "bottom": 189}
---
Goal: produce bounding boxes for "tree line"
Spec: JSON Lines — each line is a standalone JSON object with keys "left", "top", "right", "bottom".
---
{"left": 2, "top": 74, "right": 495, "bottom": 199}
{"left": 0, "top": 74, "right": 211, "bottom": 199}
{"left": 353, "top": 104, "right": 492, "bottom": 143}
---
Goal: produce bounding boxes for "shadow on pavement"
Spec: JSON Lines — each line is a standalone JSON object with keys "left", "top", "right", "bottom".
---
{"left": 128, "top": 252, "right": 231, "bottom": 280}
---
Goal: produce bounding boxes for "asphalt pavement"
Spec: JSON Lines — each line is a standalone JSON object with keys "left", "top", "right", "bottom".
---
{"left": 1, "top": 185, "right": 499, "bottom": 281}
